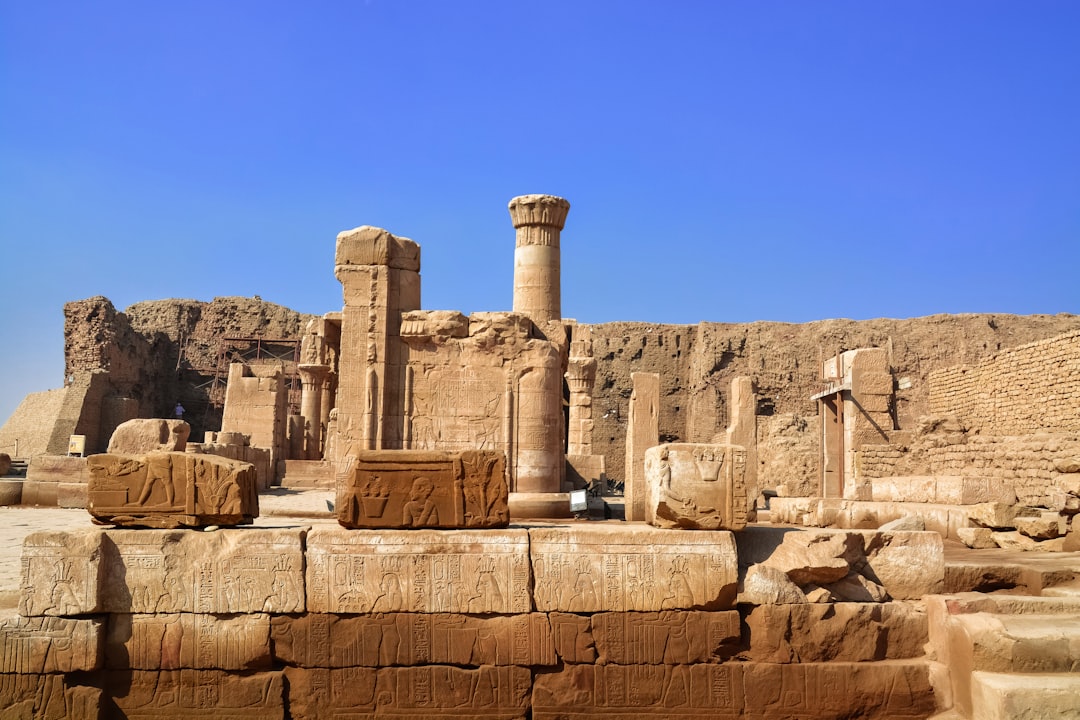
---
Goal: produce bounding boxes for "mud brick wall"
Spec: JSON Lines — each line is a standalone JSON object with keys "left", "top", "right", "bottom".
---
{"left": 2, "top": 525, "right": 943, "bottom": 719}
{"left": 925, "top": 435, "right": 1080, "bottom": 507}
{"left": 929, "top": 330, "right": 1080, "bottom": 436}
{"left": 859, "top": 444, "right": 905, "bottom": 479}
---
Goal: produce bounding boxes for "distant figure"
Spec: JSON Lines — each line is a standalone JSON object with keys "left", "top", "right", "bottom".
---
{"left": 174, "top": 402, "right": 185, "bottom": 420}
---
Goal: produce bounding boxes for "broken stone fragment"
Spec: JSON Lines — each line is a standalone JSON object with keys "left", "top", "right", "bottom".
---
{"left": 957, "top": 526, "right": 997, "bottom": 549}
{"left": 879, "top": 515, "right": 925, "bottom": 532}
{"left": 740, "top": 565, "right": 807, "bottom": 605}
{"left": 107, "top": 418, "right": 190, "bottom": 454}
{"left": 822, "top": 572, "right": 890, "bottom": 602}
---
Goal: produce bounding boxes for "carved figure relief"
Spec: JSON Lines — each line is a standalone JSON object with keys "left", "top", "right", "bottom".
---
{"left": 88, "top": 452, "right": 258, "bottom": 528}
{"left": 644, "top": 443, "right": 749, "bottom": 531}
{"left": 336, "top": 450, "right": 508, "bottom": 529}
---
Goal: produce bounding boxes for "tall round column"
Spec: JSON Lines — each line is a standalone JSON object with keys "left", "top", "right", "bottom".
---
{"left": 298, "top": 363, "right": 329, "bottom": 460}
{"left": 509, "top": 194, "right": 570, "bottom": 324}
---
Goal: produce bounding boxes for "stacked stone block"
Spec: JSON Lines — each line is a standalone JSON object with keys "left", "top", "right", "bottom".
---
{"left": 2, "top": 524, "right": 945, "bottom": 718}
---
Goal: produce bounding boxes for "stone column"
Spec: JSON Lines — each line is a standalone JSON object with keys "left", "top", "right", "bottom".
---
{"left": 298, "top": 364, "right": 329, "bottom": 460}
{"left": 320, "top": 370, "right": 337, "bottom": 455}
{"left": 509, "top": 195, "right": 570, "bottom": 324}
{"left": 624, "top": 372, "right": 660, "bottom": 521}
{"left": 566, "top": 354, "right": 597, "bottom": 456}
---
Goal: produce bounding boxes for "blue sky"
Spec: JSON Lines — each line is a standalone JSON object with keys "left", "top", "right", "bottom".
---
{"left": 1, "top": 1, "right": 1078, "bottom": 422}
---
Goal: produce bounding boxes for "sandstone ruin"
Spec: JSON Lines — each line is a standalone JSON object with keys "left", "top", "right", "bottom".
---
{"left": 0, "top": 194, "right": 1078, "bottom": 717}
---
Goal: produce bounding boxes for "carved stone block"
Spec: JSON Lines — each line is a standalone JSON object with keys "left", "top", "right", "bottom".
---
{"left": 0, "top": 674, "right": 101, "bottom": 720}
{"left": 106, "top": 613, "right": 271, "bottom": 670}
{"left": 0, "top": 615, "right": 103, "bottom": 672}
{"left": 105, "top": 669, "right": 283, "bottom": 718}
{"left": 529, "top": 526, "right": 738, "bottom": 612}
{"left": 644, "top": 444, "right": 748, "bottom": 530}
{"left": 284, "top": 666, "right": 530, "bottom": 720}
{"left": 100, "top": 528, "right": 305, "bottom": 614}
{"left": 739, "top": 661, "right": 936, "bottom": 719}
{"left": 336, "top": 450, "right": 509, "bottom": 529}
{"left": 306, "top": 528, "right": 531, "bottom": 614}
{"left": 271, "top": 613, "right": 554, "bottom": 668}
{"left": 591, "top": 611, "right": 741, "bottom": 664}
{"left": 88, "top": 452, "right": 258, "bottom": 528}
{"left": 532, "top": 663, "right": 746, "bottom": 718}
{"left": 532, "top": 661, "right": 935, "bottom": 719}
{"left": 549, "top": 612, "right": 596, "bottom": 664}
{"left": 20, "top": 530, "right": 104, "bottom": 617}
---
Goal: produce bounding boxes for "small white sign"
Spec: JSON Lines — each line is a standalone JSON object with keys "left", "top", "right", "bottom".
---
{"left": 569, "top": 490, "right": 588, "bottom": 512}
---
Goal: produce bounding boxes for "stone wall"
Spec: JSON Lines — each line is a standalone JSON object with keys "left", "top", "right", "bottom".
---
{"left": 2, "top": 524, "right": 943, "bottom": 719}
{"left": 587, "top": 314, "right": 1080, "bottom": 485}
{"left": 928, "top": 330, "right": 1080, "bottom": 435}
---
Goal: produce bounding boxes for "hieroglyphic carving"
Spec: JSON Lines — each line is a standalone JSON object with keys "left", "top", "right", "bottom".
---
{"left": 0, "top": 674, "right": 101, "bottom": 720}
{"left": 270, "top": 613, "right": 555, "bottom": 668}
{"left": 99, "top": 529, "right": 304, "bottom": 614}
{"left": 530, "top": 527, "right": 738, "bottom": 612}
{"left": 284, "top": 666, "right": 530, "bottom": 720}
{"left": 336, "top": 450, "right": 508, "bottom": 529}
{"left": 87, "top": 452, "right": 258, "bottom": 528}
{"left": 644, "top": 444, "right": 748, "bottom": 531}
{"left": 106, "top": 669, "right": 284, "bottom": 718}
{"left": 591, "top": 611, "right": 741, "bottom": 665}
{"left": 19, "top": 531, "right": 103, "bottom": 617}
{"left": 0, "top": 616, "right": 103, "bottom": 673}
{"left": 306, "top": 528, "right": 531, "bottom": 614}
{"left": 532, "top": 664, "right": 744, "bottom": 718}
{"left": 106, "top": 614, "right": 271, "bottom": 670}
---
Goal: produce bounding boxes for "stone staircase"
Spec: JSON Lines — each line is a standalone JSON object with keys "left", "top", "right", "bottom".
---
{"left": 927, "top": 592, "right": 1080, "bottom": 719}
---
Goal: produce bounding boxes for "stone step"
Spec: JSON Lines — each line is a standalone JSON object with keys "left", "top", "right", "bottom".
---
{"left": 971, "top": 671, "right": 1080, "bottom": 719}
{"left": 952, "top": 613, "right": 1080, "bottom": 674}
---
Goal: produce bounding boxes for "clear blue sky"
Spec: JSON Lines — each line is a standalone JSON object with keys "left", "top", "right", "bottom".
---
{"left": 2, "top": 1, "right": 1078, "bottom": 422}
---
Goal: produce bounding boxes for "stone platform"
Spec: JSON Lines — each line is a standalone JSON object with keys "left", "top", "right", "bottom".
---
{"left": 0, "top": 502, "right": 1076, "bottom": 718}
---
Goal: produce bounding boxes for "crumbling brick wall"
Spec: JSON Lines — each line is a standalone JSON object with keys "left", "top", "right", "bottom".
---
{"left": 928, "top": 330, "right": 1080, "bottom": 435}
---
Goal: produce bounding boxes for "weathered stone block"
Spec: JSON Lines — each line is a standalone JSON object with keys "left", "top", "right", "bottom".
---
{"left": 106, "top": 613, "right": 271, "bottom": 670}
{"left": 20, "top": 530, "right": 104, "bottom": 616}
{"left": 530, "top": 525, "right": 738, "bottom": 612}
{"left": 549, "top": 612, "right": 596, "bottom": 663}
{"left": 88, "top": 452, "right": 258, "bottom": 528}
{"left": 644, "top": 443, "right": 748, "bottom": 531}
{"left": 336, "top": 450, "right": 508, "bottom": 529}
{"left": 861, "top": 530, "right": 945, "bottom": 599}
{"left": 0, "top": 674, "right": 100, "bottom": 719}
{"left": 532, "top": 661, "right": 936, "bottom": 719}
{"left": 741, "top": 603, "right": 927, "bottom": 663}
{"left": 591, "top": 611, "right": 741, "bottom": 664}
{"left": 0, "top": 615, "right": 103, "bottom": 672}
{"left": 306, "top": 528, "right": 531, "bottom": 614}
{"left": 532, "top": 663, "right": 745, "bottom": 717}
{"left": 108, "top": 418, "right": 190, "bottom": 454}
{"left": 284, "top": 666, "right": 530, "bottom": 720}
{"left": 100, "top": 528, "right": 305, "bottom": 614}
{"left": 105, "top": 669, "right": 283, "bottom": 718}
{"left": 271, "top": 613, "right": 555, "bottom": 668}
{"left": 970, "top": 671, "right": 1080, "bottom": 720}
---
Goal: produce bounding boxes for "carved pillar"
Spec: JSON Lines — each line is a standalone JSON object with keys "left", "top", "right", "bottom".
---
{"left": 298, "top": 363, "right": 329, "bottom": 460}
{"left": 509, "top": 194, "right": 570, "bottom": 324}
{"left": 625, "top": 372, "right": 660, "bottom": 521}
{"left": 333, "top": 226, "right": 421, "bottom": 466}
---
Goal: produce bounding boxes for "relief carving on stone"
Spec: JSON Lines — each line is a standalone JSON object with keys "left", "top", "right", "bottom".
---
{"left": 336, "top": 450, "right": 508, "bottom": 529}
{"left": 87, "top": 452, "right": 258, "bottom": 528}
{"left": 306, "top": 528, "right": 531, "bottom": 614}
{"left": 529, "top": 527, "right": 738, "bottom": 613}
{"left": 644, "top": 443, "right": 748, "bottom": 531}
